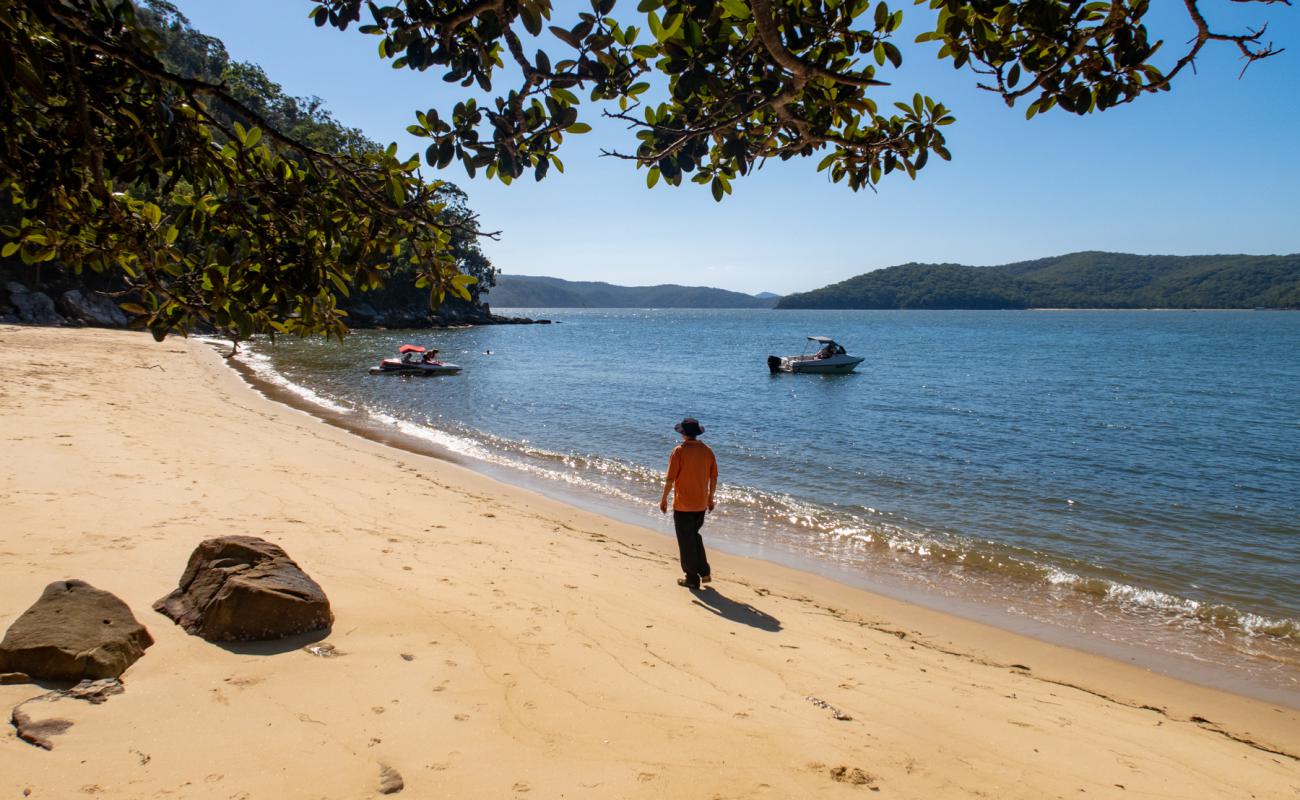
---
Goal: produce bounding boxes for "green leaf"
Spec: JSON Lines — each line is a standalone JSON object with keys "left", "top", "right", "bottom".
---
{"left": 647, "top": 11, "right": 665, "bottom": 41}
{"left": 550, "top": 87, "right": 580, "bottom": 105}
{"left": 550, "top": 25, "right": 582, "bottom": 48}
{"left": 720, "top": 0, "right": 750, "bottom": 18}
{"left": 646, "top": 167, "right": 660, "bottom": 188}
{"left": 661, "top": 13, "right": 683, "bottom": 40}
{"left": 0, "top": 241, "right": 18, "bottom": 258}
{"left": 566, "top": 122, "right": 592, "bottom": 134}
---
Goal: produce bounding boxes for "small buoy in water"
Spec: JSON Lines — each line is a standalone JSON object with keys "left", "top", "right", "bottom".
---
{"left": 484, "top": 349, "right": 493, "bottom": 355}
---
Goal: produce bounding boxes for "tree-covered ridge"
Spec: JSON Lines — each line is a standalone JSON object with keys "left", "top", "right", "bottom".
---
{"left": 489, "top": 275, "right": 776, "bottom": 308}
{"left": 776, "top": 252, "right": 1300, "bottom": 309}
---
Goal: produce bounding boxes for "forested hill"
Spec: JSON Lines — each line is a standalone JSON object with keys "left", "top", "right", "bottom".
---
{"left": 776, "top": 252, "right": 1300, "bottom": 310}
{"left": 489, "top": 275, "right": 778, "bottom": 308}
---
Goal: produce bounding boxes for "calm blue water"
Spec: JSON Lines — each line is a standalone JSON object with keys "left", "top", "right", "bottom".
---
{"left": 238, "top": 310, "right": 1300, "bottom": 698}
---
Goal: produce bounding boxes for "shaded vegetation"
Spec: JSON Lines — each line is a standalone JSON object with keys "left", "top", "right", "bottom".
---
{"left": 777, "top": 252, "right": 1300, "bottom": 310}
{"left": 0, "top": 0, "right": 487, "bottom": 340}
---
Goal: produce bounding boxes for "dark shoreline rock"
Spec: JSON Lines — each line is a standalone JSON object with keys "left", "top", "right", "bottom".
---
{"left": 0, "top": 276, "right": 548, "bottom": 330}
{"left": 4, "top": 282, "right": 63, "bottom": 326}
{"left": 0, "top": 580, "right": 154, "bottom": 681}
{"left": 58, "top": 288, "right": 129, "bottom": 327}
{"left": 154, "top": 536, "right": 333, "bottom": 642}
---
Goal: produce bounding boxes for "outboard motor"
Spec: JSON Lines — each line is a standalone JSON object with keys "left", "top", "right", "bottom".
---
{"left": 767, "top": 355, "right": 783, "bottom": 374}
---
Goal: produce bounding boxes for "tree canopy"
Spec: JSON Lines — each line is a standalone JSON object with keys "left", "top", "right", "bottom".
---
{"left": 0, "top": 0, "right": 1286, "bottom": 339}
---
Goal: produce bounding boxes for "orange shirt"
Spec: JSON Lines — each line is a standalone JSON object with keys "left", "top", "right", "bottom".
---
{"left": 666, "top": 440, "right": 718, "bottom": 512}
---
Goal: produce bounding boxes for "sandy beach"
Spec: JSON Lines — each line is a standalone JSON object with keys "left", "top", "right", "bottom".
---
{"left": 0, "top": 325, "right": 1296, "bottom": 799}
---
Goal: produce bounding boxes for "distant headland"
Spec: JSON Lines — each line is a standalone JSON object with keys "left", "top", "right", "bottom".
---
{"left": 776, "top": 252, "right": 1300, "bottom": 310}
{"left": 488, "top": 275, "right": 780, "bottom": 308}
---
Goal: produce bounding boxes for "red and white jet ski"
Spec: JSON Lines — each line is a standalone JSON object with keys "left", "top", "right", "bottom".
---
{"left": 369, "top": 344, "right": 462, "bottom": 376}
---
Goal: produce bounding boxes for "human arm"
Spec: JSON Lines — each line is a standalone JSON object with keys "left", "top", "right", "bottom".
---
{"left": 707, "top": 454, "right": 718, "bottom": 512}
{"left": 660, "top": 448, "right": 679, "bottom": 514}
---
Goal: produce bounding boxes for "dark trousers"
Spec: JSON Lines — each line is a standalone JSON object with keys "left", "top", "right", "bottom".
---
{"left": 673, "top": 510, "right": 711, "bottom": 585}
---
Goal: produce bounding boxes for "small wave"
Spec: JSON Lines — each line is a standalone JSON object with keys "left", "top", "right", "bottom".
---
{"left": 234, "top": 344, "right": 352, "bottom": 415}
{"left": 363, "top": 411, "right": 655, "bottom": 507}
{"left": 1039, "top": 571, "right": 1300, "bottom": 645}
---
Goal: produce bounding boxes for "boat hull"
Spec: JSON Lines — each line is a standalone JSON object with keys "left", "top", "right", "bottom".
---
{"left": 771, "top": 354, "right": 864, "bottom": 374}
{"left": 788, "top": 356, "right": 863, "bottom": 374}
{"left": 369, "top": 362, "right": 462, "bottom": 376}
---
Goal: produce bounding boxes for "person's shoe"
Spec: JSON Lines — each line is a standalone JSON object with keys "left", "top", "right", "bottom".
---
{"left": 677, "top": 578, "right": 700, "bottom": 589}
{"left": 700, "top": 574, "right": 712, "bottom": 584}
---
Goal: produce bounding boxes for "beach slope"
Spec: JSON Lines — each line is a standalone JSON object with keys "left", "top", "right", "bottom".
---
{"left": 0, "top": 326, "right": 1295, "bottom": 799}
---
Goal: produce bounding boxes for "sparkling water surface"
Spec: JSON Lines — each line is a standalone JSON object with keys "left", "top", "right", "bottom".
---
{"left": 238, "top": 309, "right": 1300, "bottom": 701}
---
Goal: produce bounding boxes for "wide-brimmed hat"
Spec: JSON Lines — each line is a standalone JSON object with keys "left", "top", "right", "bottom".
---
{"left": 674, "top": 417, "right": 704, "bottom": 437}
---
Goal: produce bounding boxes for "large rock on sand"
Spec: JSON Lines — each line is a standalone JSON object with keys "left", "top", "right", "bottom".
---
{"left": 154, "top": 537, "right": 333, "bottom": 642}
{"left": 0, "top": 580, "right": 154, "bottom": 681}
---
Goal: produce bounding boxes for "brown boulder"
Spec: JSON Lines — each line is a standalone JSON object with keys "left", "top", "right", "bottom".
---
{"left": 153, "top": 536, "right": 333, "bottom": 642}
{"left": 0, "top": 580, "right": 154, "bottom": 681}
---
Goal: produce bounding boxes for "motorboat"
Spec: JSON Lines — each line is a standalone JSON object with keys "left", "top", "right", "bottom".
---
{"left": 369, "top": 344, "right": 462, "bottom": 376}
{"left": 767, "top": 336, "right": 864, "bottom": 374}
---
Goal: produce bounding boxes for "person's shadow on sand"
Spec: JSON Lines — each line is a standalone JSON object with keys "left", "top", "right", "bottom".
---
{"left": 688, "top": 586, "right": 781, "bottom": 632}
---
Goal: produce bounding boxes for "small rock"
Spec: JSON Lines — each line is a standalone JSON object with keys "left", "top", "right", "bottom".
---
{"left": 304, "top": 643, "right": 342, "bottom": 658}
{"left": 62, "top": 678, "right": 124, "bottom": 705}
{"left": 154, "top": 536, "right": 332, "bottom": 642}
{"left": 10, "top": 701, "right": 74, "bottom": 750}
{"left": 400, "top": 653, "right": 414, "bottom": 662}
{"left": 0, "top": 672, "right": 32, "bottom": 684}
{"left": 0, "top": 580, "right": 153, "bottom": 681}
{"left": 805, "top": 695, "right": 852, "bottom": 722}
{"left": 378, "top": 764, "right": 404, "bottom": 794}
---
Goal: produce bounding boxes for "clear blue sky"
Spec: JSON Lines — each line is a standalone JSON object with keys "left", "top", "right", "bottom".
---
{"left": 173, "top": 1, "right": 1298, "bottom": 295}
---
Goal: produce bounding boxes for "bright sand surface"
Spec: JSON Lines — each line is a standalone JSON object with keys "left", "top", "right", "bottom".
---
{"left": 1, "top": 325, "right": 1297, "bottom": 799}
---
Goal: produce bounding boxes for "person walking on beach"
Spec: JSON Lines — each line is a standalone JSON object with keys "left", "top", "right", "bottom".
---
{"left": 659, "top": 417, "right": 717, "bottom": 589}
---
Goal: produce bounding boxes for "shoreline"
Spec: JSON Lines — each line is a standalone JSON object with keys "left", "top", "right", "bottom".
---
{"left": 1, "top": 326, "right": 1296, "bottom": 798}
{"left": 235, "top": 331, "right": 1300, "bottom": 710}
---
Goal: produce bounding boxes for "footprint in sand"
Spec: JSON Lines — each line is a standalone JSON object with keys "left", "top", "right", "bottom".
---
{"left": 512, "top": 781, "right": 530, "bottom": 792}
